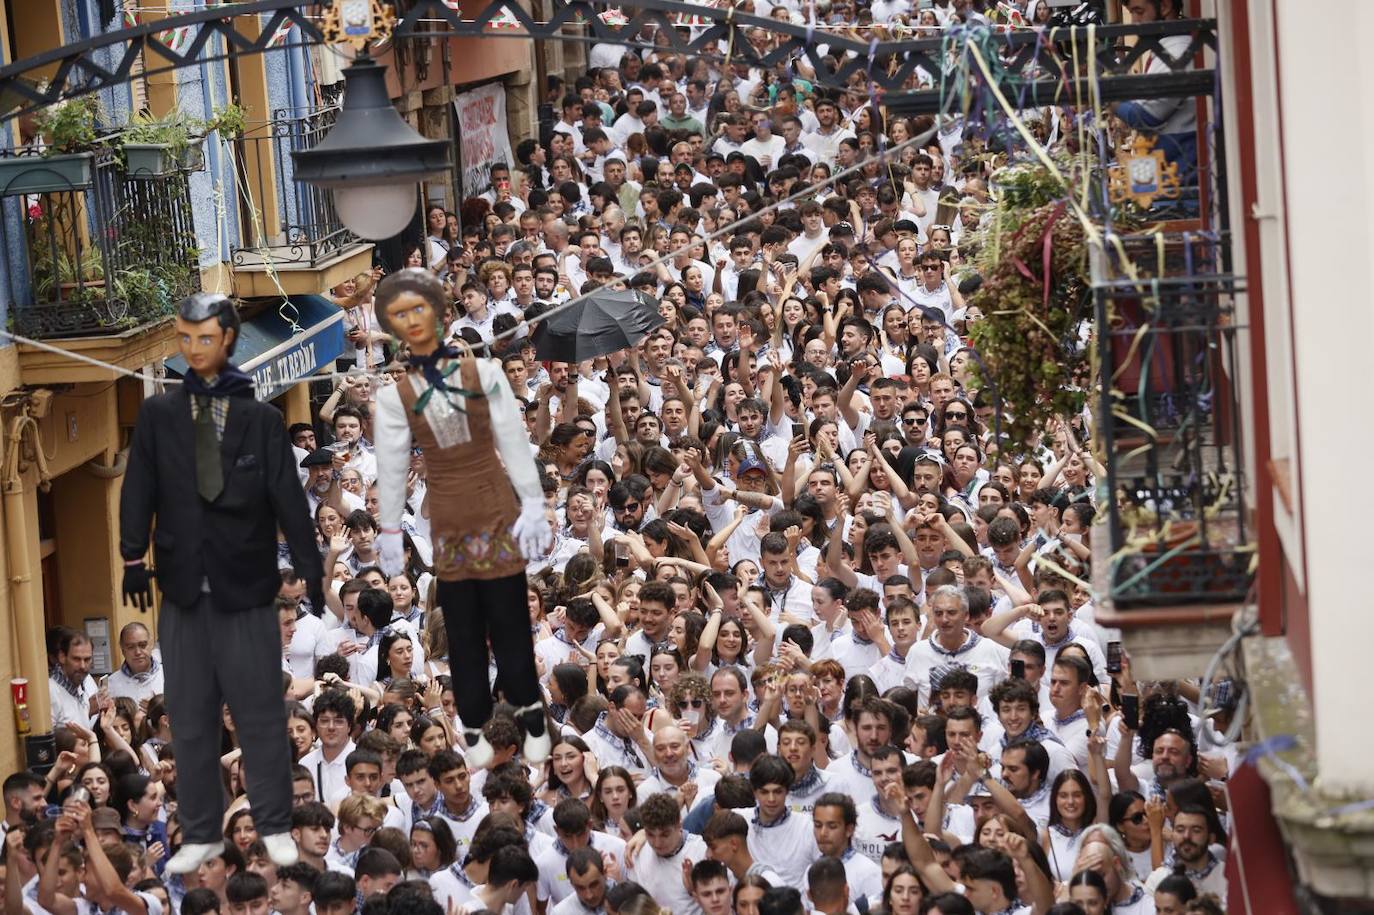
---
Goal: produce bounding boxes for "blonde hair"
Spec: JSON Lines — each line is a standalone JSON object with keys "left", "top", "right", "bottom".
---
{"left": 337, "top": 794, "right": 387, "bottom": 828}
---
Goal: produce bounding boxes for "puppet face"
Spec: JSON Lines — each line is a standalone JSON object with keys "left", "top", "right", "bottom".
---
{"left": 383, "top": 290, "right": 440, "bottom": 353}
{"left": 175, "top": 315, "right": 235, "bottom": 377}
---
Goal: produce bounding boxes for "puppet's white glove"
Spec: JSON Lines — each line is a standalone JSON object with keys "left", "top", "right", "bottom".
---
{"left": 377, "top": 529, "right": 406, "bottom": 578}
{"left": 513, "top": 496, "right": 554, "bottom": 560}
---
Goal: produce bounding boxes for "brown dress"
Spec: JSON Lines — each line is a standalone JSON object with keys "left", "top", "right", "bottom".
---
{"left": 397, "top": 358, "right": 525, "bottom": 581}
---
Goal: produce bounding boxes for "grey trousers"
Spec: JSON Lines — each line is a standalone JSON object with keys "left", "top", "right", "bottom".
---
{"left": 159, "top": 593, "right": 292, "bottom": 843}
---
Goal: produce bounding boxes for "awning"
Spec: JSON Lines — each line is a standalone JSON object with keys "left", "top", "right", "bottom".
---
{"left": 165, "top": 295, "right": 346, "bottom": 401}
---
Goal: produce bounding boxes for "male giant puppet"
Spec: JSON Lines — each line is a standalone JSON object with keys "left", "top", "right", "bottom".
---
{"left": 120, "top": 293, "right": 324, "bottom": 873}
{"left": 370, "top": 268, "right": 554, "bottom": 766}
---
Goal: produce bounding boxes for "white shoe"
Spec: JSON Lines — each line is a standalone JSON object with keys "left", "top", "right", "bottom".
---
{"left": 262, "top": 832, "right": 299, "bottom": 867}
{"left": 462, "top": 728, "right": 495, "bottom": 770}
{"left": 165, "top": 841, "right": 224, "bottom": 875}
{"left": 516, "top": 703, "right": 551, "bottom": 764}
{"left": 523, "top": 727, "right": 552, "bottom": 764}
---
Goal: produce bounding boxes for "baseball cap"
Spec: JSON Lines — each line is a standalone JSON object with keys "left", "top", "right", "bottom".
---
{"left": 736, "top": 458, "right": 768, "bottom": 478}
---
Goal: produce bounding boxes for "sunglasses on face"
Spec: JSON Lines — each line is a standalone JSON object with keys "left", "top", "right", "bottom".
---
{"left": 680, "top": 698, "right": 706, "bottom": 709}
{"left": 945, "top": 410, "right": 968, "bottom": 420}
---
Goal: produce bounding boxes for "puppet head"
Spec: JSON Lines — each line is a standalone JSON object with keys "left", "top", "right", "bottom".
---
{"left": 375, "top": 267, "right": 447, "bottom": 355}
{"left": 175, "top": 292, "right": 240, "bottom": 378}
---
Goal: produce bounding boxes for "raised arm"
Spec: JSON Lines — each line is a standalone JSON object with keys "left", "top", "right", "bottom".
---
{"left": 694, "top": 586, "right": 726, "bottom": 673}
{"left": 981, "top": 601, "right": 1040, "bottom": 650}
{"left": 837, "top": 358, "right": 868, "bottom": 432}
{"left": 970, "top": 753, "right": 1037, "bottom": 840}
{"left": 1111, "top": 652, "right": 1142, "bottom": 794}
{"left": 893, "top": 781, "right": 958, "bottom": 895}
{"left": 780, "top": 436, "right": 808, "bottom": 509}
{"left": 590, "top": 591, "right": 625, "bottom": 639}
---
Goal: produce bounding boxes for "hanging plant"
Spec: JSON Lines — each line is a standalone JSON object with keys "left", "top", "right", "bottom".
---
{"left": 966, "top": 156, "right": 1136, "bottom": 453}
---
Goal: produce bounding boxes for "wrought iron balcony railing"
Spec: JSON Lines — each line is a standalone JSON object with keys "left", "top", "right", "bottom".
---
{"left": 1094, "top": 232, "right": 1253, "bottom": 607}
{"left": 0, "top": 149, "right": 202, "bottom": 339}
{"left": 230, "top": 107, "right": 360, "bottom": 269}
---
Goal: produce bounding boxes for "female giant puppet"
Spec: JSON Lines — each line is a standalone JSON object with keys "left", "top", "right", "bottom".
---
{"left": 372, "top": 268, "right": 553, "bottom": 765}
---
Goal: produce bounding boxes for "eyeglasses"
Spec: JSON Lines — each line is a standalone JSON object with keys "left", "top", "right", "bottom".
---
{"left": 616, "top": 502, "right": 641, "bottom": 514}
{"left": 350, "top": 823, "right": 380, "bottom": 836}
{"left": 680, "top": 698, "right": 706, "bottom": 709}
{"left": 902, "top": 417, "right": 926, "bottom": 426}
{"left": 1123, "top": 812, "right": 1147, "bottom": 825}
{"left": 921, "top": 265, "right": 942, "bottom": 272}
{"left": 945, "top": 410, "right": 968, "bottom": 420}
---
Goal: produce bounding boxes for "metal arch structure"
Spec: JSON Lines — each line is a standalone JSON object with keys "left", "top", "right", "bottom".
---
{"left": 0, "top": 0, "right": 1218, "bottom": 121}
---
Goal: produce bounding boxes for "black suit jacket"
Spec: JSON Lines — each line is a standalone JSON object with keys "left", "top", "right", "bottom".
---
{"left": 119, "top": 388, "right": 324, "bottom": 612}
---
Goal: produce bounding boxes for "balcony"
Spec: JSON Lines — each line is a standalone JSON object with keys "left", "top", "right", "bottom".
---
{"left": 1091, "top": 232, "right": 1254, "bottom": 677}
{"left": 229, "top": 107, "right": 373, "bottom": 296}
{"left": 1, "top": 149, "right": 201, "bottom": 340}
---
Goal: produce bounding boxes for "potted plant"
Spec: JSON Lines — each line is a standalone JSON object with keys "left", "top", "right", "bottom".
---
{"left": 120, "top": 103, "right": 246, "bottom": 177}
{"left": 0, "top": 97, "right": 100, "bottom": 195}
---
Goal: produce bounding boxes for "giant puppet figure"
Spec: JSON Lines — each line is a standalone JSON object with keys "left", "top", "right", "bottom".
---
{"left": 120, "top": 293, "right": 323, "bottom": 873}
{"left": 371, "top": 268, "right": 554, "bottom": 765}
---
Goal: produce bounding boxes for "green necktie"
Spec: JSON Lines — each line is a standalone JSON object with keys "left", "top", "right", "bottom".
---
{"left": 195, "top": 395, "right": 223, "bottom": 502}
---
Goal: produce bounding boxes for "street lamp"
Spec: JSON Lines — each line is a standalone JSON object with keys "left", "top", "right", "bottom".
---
{"left": 292, "top": 54, "right": 449, "bottom": 240}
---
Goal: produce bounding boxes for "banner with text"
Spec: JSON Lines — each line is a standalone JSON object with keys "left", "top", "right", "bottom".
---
{"left": 454, "top": 83, "right": 513, "bottom": 200}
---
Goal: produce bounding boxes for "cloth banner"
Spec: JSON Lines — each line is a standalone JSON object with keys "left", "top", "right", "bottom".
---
{"left": 453, "top": 83, "right": 514, "bottom": 200}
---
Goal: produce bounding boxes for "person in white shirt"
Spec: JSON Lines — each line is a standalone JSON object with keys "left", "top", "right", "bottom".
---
{"left": 48, "top": 630, "right": 97, "bottom": 729}
{"left": 700, "top": 808, "right": 786, "bottom": 889}
{"left": 982, "top": 589, "right": 1109, "bottom": 686}
{"left": 536, "top": 799, "right": 626, "bottom": 907}
{"left": 740, "top": 114, "right": 785, "bottom": 171}
{"left": 632, "top": 793, "right": 708, "bottom": 915}
{"left": 455, "top": 845, "right": 539, "bottom": 915}
{"left": 853, "top": 746, "right": 909, "bottom": 863}
{"left": 299, "top": 691, "right": 357, "bottom": 806}
{"left": 908, "top": 251, "right": 964, "bottom": 323}
{"left": 787, "top": 202, "right": 829, "bottom": 264}
{"left": 741, "top": 755, "right": 820, "bottom": 886}
{"left": 1143, "top": 807, "right": 1228, "bottom": 906}
{"left": 823, "top": 697, "right": 900, "bottom": 803}
{"left": 636, "top": 726, "right": 722, "bottom": 805}
{"left": 803, "top": 99, "right": 856, "bottom": 166}
{"left": 551, "top": 848, "right": 612, "bottom": 915}
{"left": 105, "top": 621, "right": 164, "bottom": 704}
{"left": 869, "top": 598, "right": 921, "bottom": 694}
{"left": 903, "top": 585, "right": 1009, "bottom": 708}
{"left": 811, "top": 793, "right": 885, "bottom": 902}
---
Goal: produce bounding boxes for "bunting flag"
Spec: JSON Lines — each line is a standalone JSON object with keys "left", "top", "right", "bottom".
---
{"left": 122, "top": 5, "right": 197, "bottom": 56}
{"left": 441, "top": 0, "right": 524, "bottom": 31}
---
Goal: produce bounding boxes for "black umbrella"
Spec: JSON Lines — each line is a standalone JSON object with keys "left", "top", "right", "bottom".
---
{"left": 531, "top": 287, "right": 665, "bottom": 363}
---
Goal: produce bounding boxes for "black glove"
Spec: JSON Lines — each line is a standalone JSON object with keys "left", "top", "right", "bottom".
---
{"left": 121, "top": 562, "right": 155, "bottom": 613}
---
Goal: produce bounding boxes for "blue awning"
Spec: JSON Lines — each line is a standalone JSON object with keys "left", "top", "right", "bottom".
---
{"left": 166, "top": 295, "right": 346, "bottom": 401}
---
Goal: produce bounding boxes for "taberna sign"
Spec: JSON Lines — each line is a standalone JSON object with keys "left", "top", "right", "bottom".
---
{"left": 252, "top": 340, "right": 321, "bottom": 402}
{"left": 164, "top": 296, "right": 347, "bottom": 399}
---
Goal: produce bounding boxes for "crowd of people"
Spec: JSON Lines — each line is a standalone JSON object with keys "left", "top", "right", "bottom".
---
{"left": 17, "top": 2, "right": 1230, "bottom": 915}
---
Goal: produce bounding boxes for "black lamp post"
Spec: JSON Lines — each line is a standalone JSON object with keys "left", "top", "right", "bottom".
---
{"left": 292, "top": 54, "right": 449, "bottom": 240}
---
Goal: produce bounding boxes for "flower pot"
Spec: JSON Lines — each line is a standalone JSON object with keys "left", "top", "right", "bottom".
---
{"left": 123, "top": 143, "right": 175, "bottom": 177}
{"left": 177, "top": 137, "right": 206, "bottom": 172}
{"left": 124, "top": 137, "right": 206, "bottom": 177}
{"left": 0, "top": 153, "right": 94, "bottom": 196}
